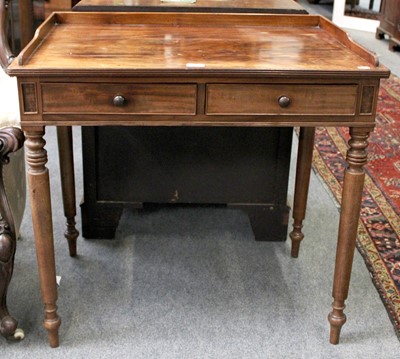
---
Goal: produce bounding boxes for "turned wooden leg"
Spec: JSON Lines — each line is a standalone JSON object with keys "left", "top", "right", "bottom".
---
{"left": 289, "top": 127, "right": 315, "bottom": 258}
{"left": 57, "top": 127, "right": 79, "bottom": 257}
{"left": 328, "top": 127, "right": 370, "bottom": 344}
{"left": 0, "top": 128, "right": 24, "bottom": 341}
{"left": 25, "top": 129, "right": 61, "bottom": 348}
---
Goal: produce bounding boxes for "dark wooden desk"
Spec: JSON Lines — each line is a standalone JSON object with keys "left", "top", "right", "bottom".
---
{"left": 6, "top": 11, "right": 389, "bottom": 347}
{"left": 73, "top": 0, "right": 308, "bottom": 243}
{"left": 75, "top": 0, "right": 307, "bottom": 13}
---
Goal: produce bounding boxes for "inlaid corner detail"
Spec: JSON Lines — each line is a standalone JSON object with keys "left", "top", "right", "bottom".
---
{"left": 360, "top": 86, "right": 376, "bottom": 115}
{"left": 21, "top": 83, "right": 38, "bottom": 114}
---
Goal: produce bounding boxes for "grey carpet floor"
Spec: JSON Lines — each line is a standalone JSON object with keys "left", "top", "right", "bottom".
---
{"left": 3, "top": 2, "right": 400, "bottom": 357}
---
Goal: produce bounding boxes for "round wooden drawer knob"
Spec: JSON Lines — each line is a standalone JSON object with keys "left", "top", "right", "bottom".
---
{"left": 113, "top": 95, "right": 126, "bottom": 107}
{"left": 278, "top": 96, "right": 291, "bottom": 108}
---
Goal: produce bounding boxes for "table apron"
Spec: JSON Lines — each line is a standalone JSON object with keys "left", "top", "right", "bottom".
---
{"left": 17, "top": 78, "right": 380, "bottom": 128}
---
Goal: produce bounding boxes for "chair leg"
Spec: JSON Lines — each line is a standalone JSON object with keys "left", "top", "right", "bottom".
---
{"left": 0, "top": 127, "right": 25, "bottom": 341}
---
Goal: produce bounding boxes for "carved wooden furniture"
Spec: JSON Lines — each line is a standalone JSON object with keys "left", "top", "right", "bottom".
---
{"left": 376, "top": 0, "right": 400, "bottom": 51}
{"left": 6, "top": 11, "right": 389, "bottom": 347}
{"left": 44, "top": 0, "right": 79, "bottom": 17}
{"left": 74, "top": 0, "right": 307, "bottom": 243}
{"left": 0, "top": 0, "right": 26, "bottom": 341}
{"left": 17, "top": 0, "right": 34, "bottom": 48}
{"left": 0, "top": 125, "right": 25, "bottom": 342}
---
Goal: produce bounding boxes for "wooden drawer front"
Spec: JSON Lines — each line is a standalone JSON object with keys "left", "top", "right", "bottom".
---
{"left": 42, "top": 83, "right": 197, "bottom": 115}
{"left": 206, "top": 84, "right": 357, "bottom": 115}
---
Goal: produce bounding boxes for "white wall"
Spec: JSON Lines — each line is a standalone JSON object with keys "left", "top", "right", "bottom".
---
{"left": 332, "top": 0, "right": 381, "bottom": 32}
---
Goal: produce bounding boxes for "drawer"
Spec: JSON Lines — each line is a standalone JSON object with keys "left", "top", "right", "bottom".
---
{"left": 42, "top": 83, "right": 197, "bottom": 115}
{"left": 206, "top": 84, "right": 357, "bottom": 115}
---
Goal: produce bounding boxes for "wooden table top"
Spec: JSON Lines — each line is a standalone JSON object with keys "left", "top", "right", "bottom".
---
{"left": 8, "top": 12, "right": 388, "bottom": 77}
{"left": 73, "top": 0, "right": 307, "bottom": 13}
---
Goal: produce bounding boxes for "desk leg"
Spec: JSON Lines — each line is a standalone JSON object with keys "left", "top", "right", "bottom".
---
{"left": 328, "top": 127, "right": 370, "bottom": 344}
{"left": 25, "top": 129, "right": 61, "bottom": 348}
{"left": 289, "top": 127, "right": 315, "bottom": 258}
{"left": 57, "top": 127, "right": 79, "bottom": 257}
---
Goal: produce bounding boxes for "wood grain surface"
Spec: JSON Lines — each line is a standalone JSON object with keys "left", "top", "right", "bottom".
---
{"left": 8, "top": 12, "right": 385, "bottom": 76}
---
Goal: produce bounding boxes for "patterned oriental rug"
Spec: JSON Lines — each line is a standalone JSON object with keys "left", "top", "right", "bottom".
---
{"left": 311, "top": 74, "right": 400, "bottom": 340}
